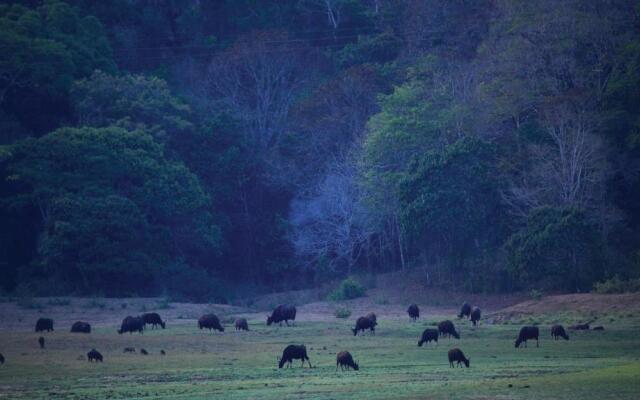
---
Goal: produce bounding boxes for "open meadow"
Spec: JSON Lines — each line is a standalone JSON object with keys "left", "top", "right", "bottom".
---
{"left": 1, "top": 295, "right": 640, "bottom": 399}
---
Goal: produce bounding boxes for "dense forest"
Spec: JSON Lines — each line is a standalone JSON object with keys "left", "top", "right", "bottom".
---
{"left": 1, "top": 0, "right": 639, "bottom": 300}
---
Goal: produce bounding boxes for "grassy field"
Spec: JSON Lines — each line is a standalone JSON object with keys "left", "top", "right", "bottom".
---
{"left": 1, "top": 308, "right": 640, "bottom": 399}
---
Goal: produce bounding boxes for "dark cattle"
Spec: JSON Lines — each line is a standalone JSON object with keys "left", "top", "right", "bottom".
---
{"left": 142, "top": 313, "right": 165, "bottom": 329}
{"left": 593, "top": 326, "right": 605, "bottom": 331}
{"left": 336, "top": 351, "right": 359, "bottom": 371}
{"left": 160, "top": 350, "right": 166, "bottom": 355}
{"left": 470, "top": 307, "right": 481, "bottom": 326}
{"left": 352, "top": 316, "right": 376, "bottom": 336}
{"left": 569, "top": 323, "right": 590, "bottom": 330}
{"left": 278, "top": 345, "right": 312, "bottom": 368}
{"left": 0, "top": 353, "right": 4, "bottom": 364}
{"left": 267, "top": 304, "right": 297, "bottom": 326}
{"left": 438, "top": 320, "right": 460, "bottom": 339}
{"left": 118, "top": 316, "right": 144, "bottom": 334}
{"left": 235, "top": 318, "right": 249, "bottom": 331}
{"left": 140, "top": 349, "right": 148, "bottom": 355}
{"left": 458, "top": 303, "right": 471, "bottom": 319}
{"left": 198, "top": 314, "right": 224, "bottom": 332}
{"left": 35, "top": 318, "right": 54, "bottom": 332}
{"left": 38, "top": 336, "right": 44, "bottom": 349}
{"left": 448, "top": 348, "right": 470, "bottom": 368}
{"left": 515, "top": 326, "right": 539, "bottom": 348}
{"left": 365, "top": 312, "right": 377, "bottom": 326}
{"left": 407, "top": 304, "right": 420, "bottom": 321}
{"left": 418, "top": 328, "right": 439, "bottom": 347}
{"left": 87, "top": 349, "right": 103, "bottom": 362}
{"left": 551, "top": 324, "right": 569, "bottom": 340}
{"left": 123, "top": 347, "right": 135, "bottom": 353}
{"left": 71, "top": 321, "right": 91, "bottom": 333}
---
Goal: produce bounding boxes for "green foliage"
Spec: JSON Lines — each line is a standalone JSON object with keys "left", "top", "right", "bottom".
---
{"left": 336, "top": 32, "right": 402, "bottom": 68}
{"left": 593, "top": 276, "right": 640, "bottom": 294}
{"left": 529, "top": 289, "right": 543, "bottom": 301}
{"left": 333, "top": 307, "right": 352, "bottom": 319}
{"left": 327, "top": 277, "right": 366, "bottom": 301}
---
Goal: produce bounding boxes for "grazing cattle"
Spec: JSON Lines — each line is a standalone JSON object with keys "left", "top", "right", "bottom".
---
{"left": 352, "top": 316, "right": 376, "bottom": 336}
{"left": 569, "top": 323, "right": 590, "bottom": 330}
{"left": 235, "top": 318, "right": 249, "bottom": 331}
{"left": 365, "top": 312, "right": 377, "bottom": 326}
{"left": 267, "top": 304, "right": 297, "bottom": 326}
{"left": 515, "top": 326, "right": 539, "bottom": 348}
{"left": 278, "top": 345, "right": 312, "bottom": 368}
{"left": 418, "top": 328, "right": 439, "bottom": 347}
{"left": 123, "top": 347, "right": 136, "bottom": 353}
{"left": 118, "top": 316, "right": 144, "bottom": 334}
{"left": 160, "top": 350, "right": 166, "bottom": 355}
{"left": 470, "top": 307, "right": 481, "bottom": 326}
{"left": 593, "top": 326, "right": 605, "bottom": 331}
{"left": 71, "top": 321, "right": 91, "bottom": 333}
{"left": 142, "top": 313, "right": 166, "bottom": 329}
{"left": 0, "top": 353, "right": 4, "bottom": 364}
{"left": 35, "top": 318, "right": 54, "bottom": 332}
{"left": 38, "top": 336, "right": 44, "bottom": 349}
{"left": 198, "top": 314, "right": 224, "bottom": 332}
{"left": 87, "top": 349, "right": 103, "bottom": 362}
{"left": 448, "top": 348, "right": 470, "bottom": 368}
{"left": 438, "top": 320, "right": 460, "bottom": 339}
{"left": 551, "top": 324, "right": 569, "bottom": 340}
{"left": 407, "top": 304, "right": 420, "bottom": 321}
{"left": 140, "top": 348, "right": 148, "bottom": 355}
{"left": 336, "top": 351, "right": 359, "bottom": 371}
{"left": 458, "top": 303, "right": 471, "bottom": 319}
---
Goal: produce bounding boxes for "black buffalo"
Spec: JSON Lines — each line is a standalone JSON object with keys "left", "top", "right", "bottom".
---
{"left": 71, "top": 321, "right": 91, "bottom": 333}
{"left": 87, "top": 349, "right": 103, "bottom": 362}
{"left": 352, "top": 316, "right": 376, "bottom": 336}
{"left": 35, "top": 318, "right": 54, "bottom": 332}
{"left": 470, "top": 307, "right": 481, "bottom": 326}
{"left": 407, "top": 304, "right": 420, "bottom": 321}
{"left": 448, "top": 348, "right": 470, "bottom": 368}
{"left": 142, "top": 313, "right": 165, "bottom": 329}
{"left": 235, "top": 318, "right": 249, "bottom": 331}
{"left": 198, "top": 314, "right": 224, "bottom": 332}
{"left": 458, "top": 303, "right": 471, "bottom": 319}
{"left": 515, "top": 326, "right": 539, "bottom": 348}
{"left": 336, "top": 351, "right": 359, "bottom": 371}
{"left": 418, "top": 328, "right": 439, "bottom": 347}
{"left": 438, "top": 320, "right": 460, "bottom": 339}
{"left": 551, "top": 324, "right": 569, "bottom": 340}
{"left": 118, "top": 316, "right": 144, "bottom": 334}
{"left": 278, "top": 344, "right": 312, "bottom": 368}
{"left": 267, "top": 304, "right": 297, "bottom": 326}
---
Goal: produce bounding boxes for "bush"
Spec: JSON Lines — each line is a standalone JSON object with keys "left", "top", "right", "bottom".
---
{"left": 327, "top": 277, "right": 366, "bottom": 301}
{"left": 593, "top": 276, "right": 640, "bottom": 294}
{"left": 334, "top": 307, "right": 352, "bottom": 319}
{"left": 155, "top": 297, "right": 172, "bottom": 310}
{"left": 529, "top": 289, "right": 543, "bottom": 301}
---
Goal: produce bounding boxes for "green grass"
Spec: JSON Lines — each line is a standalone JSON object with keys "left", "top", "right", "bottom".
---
{"left": 1, "top": 313, "right": 639, "bottom": 399}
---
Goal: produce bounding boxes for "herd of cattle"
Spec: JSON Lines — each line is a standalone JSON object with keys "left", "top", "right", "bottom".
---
{"left": 0, "top": 302, "right": 605, "bottom": 370}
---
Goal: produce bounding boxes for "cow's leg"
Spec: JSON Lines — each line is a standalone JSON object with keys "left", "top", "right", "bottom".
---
{"left": 285, "top": 320, "right": 290, "bottom": 326}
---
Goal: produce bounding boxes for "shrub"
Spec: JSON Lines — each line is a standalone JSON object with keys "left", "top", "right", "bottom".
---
{"left": 529, "top": 289, "right": 543, "bottom": 301}
{"left": 155, "top": 297, "right": 172, "bottom": 310}
{"left": 334, "top": 307, "right": 352, "bottom": 319}
{"left": 593, "top": 276, "right": 640, "bottom": 294}
{"left": 327, "top": 277, "right": 366, "bottom": 301}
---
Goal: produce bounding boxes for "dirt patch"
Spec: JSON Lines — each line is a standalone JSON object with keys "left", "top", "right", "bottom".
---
{"left": 489, "top": 292, "right": 640, "bottom": 321}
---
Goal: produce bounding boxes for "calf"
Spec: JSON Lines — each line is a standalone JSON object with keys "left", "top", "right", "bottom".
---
{"left": 35, "top": 318, "right": 54, "bottom": 333}
{"left": 71, "top": 321, "right": 91, "bottom": 333}
{"left": 87, "top": 349, "right": 103, "bottom": 362}
{"left": 123, "top": 347, "right": 136, "bottom": 353}
{"left": 235, "top": 318, "right": 249, "bottom": 331}
{"left": 198, "top": 314, "right": 224, "bottom": 332}
{"left": 407, "top": 304, "right": 420, "bottom": 321}
{"left": 438, "top": 320, "right": 460, "bottom": 339}
{"left": 38, "top": 336, "right": 44, "bottom": 349}
{"left": 448, "top": 348, "right": 470, "bottom": 368}
{"left": 352, "top": 316, "right": 376, "bottom": 336}
{"left": 515, "top": 326, "right": 539, "bottom": 348}
{"left": 418, "top": 328, "right": 439, "bottom": 347}
{"left": 458, "top": 303, "right": 471, "bottom": 319}
{"left": 142, "top": 313, "right": 166, "bottom": 329}
{"left": 336, "top": 351, "right": 359, "bottom": 371}
{"left": 551, "top": 324, "right": 569, "bottom": 340}
{"left": 278, "top": 345, "right": 312, "bottom": 368}
{"left": 470, "top": 307, "right": 481, "bottom": 326}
